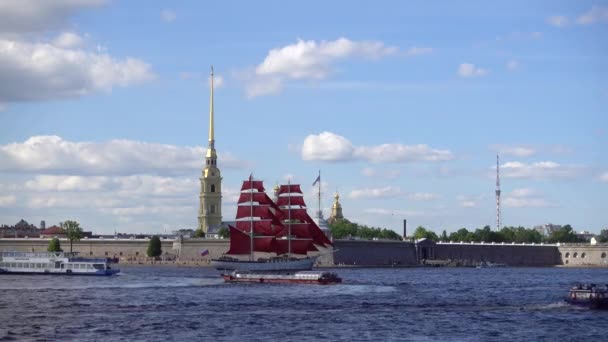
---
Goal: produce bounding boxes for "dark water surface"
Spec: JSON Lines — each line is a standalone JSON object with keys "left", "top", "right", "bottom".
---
{"left": 1, "top": 266, "right": 607, "bottom": 341}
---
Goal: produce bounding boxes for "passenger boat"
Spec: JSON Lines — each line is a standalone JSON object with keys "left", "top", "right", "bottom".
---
{"left": 222, "top": 270, "right": 342, "bottom": 285}
{"left": 565, "top": 284, "right": 608, "bottom": 309}
{"left": 210, "top": 178, "right": 333, "bottom": 271}
{"left": 0, "top": 251, "right": 120, "bottom": 276}
{"left": 476, "top": 262, "right": 508, "bottom": 268}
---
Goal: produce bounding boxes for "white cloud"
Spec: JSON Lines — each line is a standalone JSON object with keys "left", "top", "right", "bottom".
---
{"left": 26, "top": 175, "right": 108, "bottom": 191}
{"left": 361, "top": 167, "right": 401, "bottom": 179}
{"left": 494, "top": 145, "right": 536, "bottom": 157}
{"left": 506, "top": 59, "right": 519, "bottom": 71}
{"left": 0, "top": 39, "right": 155, "bottom": 102}
{"left": 245, "top": 76, "right": 282, "bottom": 98}
{"left": 577, "top": 6, "right": 608, "bottom": 25}
{"left": 547, "top": 15, "right": 569, "bottom": 27}
{"left": 209, "top": 74, "right": 225, "bottom": 89}
{"left": 460, "top": 200, "right": 476, "bottom": 208}
{"left": 599, "top": 172, "right": 608, "bottom": 182}
{"left": 301, "top": 132, "right": 355, "bottom": 161}
{"left": 503, "top": 188, "right": 552, "bottom": 208}
{"left": 355, "top": 143, "right": 453, "bottom": 163}
{"left": 160, "top": 9, "right": 177, "bottom": 23}
{"left": 0, "top": 0, "right": 106, "bottom": 35}
{"left": 458, "top": 63, "right": 488, "bottom": 78}
{"left": 503, "top": 197, "right": 551, "bottom": 208}
{"left": 408, "top": 192, "right": 439, "bottom": 201}
{"left": 246, "top": 38, "right": 431, "bottom": 97}
{"left": 364, "top": 208, "right": 423, "bottom": 216}
{"left": 256, "top": 38, "right": 399, "bottom": 79}
{"left": 301, "top": 132, "right": 453, "bottom": 163}
{"left": 0, "top": 195, "right": 17, "bottom": 206}
{"left": 349, "top": 186, "right": 401, "bottom": 200}
{"left": 53, "top": 32, "right": 84, "bottom": 48}
{"left": 0, "top": 136, "right": 250, "bottom": 175}
{"left": 500, "top": 161, "right": 581, "bottom": 179}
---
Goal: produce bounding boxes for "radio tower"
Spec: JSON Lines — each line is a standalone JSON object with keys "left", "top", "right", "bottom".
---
{"left": 495, "top": 154, "right": 501, "bottom": 231}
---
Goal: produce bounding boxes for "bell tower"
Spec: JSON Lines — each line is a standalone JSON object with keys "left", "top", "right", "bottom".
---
{"left": 197, "top": 66, "right": 222, "bottom": 234}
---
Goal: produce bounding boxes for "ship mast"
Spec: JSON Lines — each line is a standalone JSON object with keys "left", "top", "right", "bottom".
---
{"left": 317, "top": 170, "right": 321, "bottom": 222}
{"left": 496, "top": 154, "right": 501, "bottom": 231}
{"left": 249, "top": 174, "right": 254, "bottom": 261}
{"left": 287, "top": 179, "right": 292, "bottom": 257}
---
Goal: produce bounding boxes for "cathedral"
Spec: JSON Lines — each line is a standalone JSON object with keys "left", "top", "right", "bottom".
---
{"left": 197, "top": 67, "right": 222, "bottom": 235}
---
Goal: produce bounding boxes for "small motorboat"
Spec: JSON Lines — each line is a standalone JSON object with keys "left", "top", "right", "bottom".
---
{"left": 565, "top": 284, "right": 608, "bottom": 309}
{"left": 222, "top": 270, "right": 342, "bottom": 285}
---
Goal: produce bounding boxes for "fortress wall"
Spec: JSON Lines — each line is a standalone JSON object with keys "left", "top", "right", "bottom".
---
{"left": 2, "top": 238, "right": 606, "bottom": 267}
{"left": 333, "top": 240, "right": 418, "bottom": 266}
{"left": 433, "top": 243, "right": 561, "bottom": 266}
{"left": 558, "top": 245, "right": 608, "bottom": 266}
{"left": 0, "top": 238, "right": 174, "bottom": 259}
{"left": 0, "top": 238, "right": 333, "bottom": 265}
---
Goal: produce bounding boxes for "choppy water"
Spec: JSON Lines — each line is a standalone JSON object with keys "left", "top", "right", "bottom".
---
{"left": 1, "top": 266, "right": 607, "bottom": 341}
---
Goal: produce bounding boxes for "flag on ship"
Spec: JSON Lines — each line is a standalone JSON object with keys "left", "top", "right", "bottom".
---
{"left": 200, "top": 249, "right": 209, "bottom": 256}
{"left": 312, "top": 174, "right": 320, "bottom": 186}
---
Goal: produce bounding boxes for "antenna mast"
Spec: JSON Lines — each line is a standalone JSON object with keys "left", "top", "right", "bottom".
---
{"left": 496, "top": 154, "right": 501, "bottom": 231}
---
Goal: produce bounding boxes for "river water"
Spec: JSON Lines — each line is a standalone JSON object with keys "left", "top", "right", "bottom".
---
{"left": 0, "top": 266, "right": 607, "bottom": 341}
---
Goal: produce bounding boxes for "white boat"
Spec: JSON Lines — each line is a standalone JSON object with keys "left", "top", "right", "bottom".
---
{"left": 210, "top": 178, "right": 333, "bottom": 271}
{"left": 0, "top": 251, "right": 120, "bottom": 276}
{"left": 476, "top": 262, "right": 508, "bottom": 268}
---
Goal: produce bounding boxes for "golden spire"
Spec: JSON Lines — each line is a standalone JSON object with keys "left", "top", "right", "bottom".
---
{"left": 209, "top": 66, "right": 214, "bottom": 144}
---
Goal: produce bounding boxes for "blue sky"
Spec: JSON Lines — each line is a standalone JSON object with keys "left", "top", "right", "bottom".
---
{"left": 0, "top": 0, "right": 606, "bottom": 235}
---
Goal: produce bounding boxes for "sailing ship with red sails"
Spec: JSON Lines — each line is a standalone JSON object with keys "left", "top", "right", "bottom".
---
{"left": 210, "top": 177, "right": 333, "bottom": 271}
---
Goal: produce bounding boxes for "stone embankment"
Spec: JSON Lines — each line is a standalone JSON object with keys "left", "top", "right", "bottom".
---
{"left": 1, "top": 237, "right": 606, "bottom": 267}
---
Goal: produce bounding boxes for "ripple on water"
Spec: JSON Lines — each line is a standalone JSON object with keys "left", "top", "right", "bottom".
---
{"left": 1, "top": 266, "right": 607, "bottom": 341}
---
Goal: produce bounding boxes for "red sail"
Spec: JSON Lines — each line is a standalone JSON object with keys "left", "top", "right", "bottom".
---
{"left": 278, "top": 184, "right": 302, "bottom": 194}
{"left": 241, "top": 180, "right": 265, "bottom": 192}
{"left": 236, "top": 205, "right": 275, "bottom": 219}
{"left": 278, "top": 223, "right": 312, "bottom": 239}
{"left": 276, "top": 196, "right": 306, "bottom": 207}
{"left": 238, "top": 192, "right": 273, "bottom": 205}
{"left": 235, "top": 220, "right": 283, "bottom": 236}
{"left": 276, "top": 239, "right": 318, "bottom": 255}
{"left": 238, "top": 192, "right": 284, "bottom": 217}
{"left": 281, "top": 208, "right": 309, "bottom": 221}
{"left": 304, "top": 213, "right": 334, "bottom": 247}
{"left": 226, "top": 226, "right": 281, "bottom": 255}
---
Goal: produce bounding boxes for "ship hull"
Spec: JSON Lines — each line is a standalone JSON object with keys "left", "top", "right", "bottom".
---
{"left": 222, "top": 270, "right": 341, "bottom": 285}
{"left": 0, "top": 269, "right": 120, "bottom": 276}
{"left": 210, "top": 256, "right": 316, "bottom": 271}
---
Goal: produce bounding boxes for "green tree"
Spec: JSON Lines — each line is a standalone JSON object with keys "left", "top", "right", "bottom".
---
{"left": 449, "top": 228, "right": 470, "bottom": 242}
{"left": 440, "top": 230, "right": 448, "bottom": 241}
{"left": 413, "top": 226, "right": 439, "bottom": 241}
{"left": 218, "top": 226, "right": 229, "bottom": 239}
{"left": 147, "top": 236, "right": 162, "bottom": 257}
{"left": 546, "top": 225, "right": 583, "bottom": 243}
{"left": 193, "top": 229, "right": 205, "bottom": 238}
{"left": 61, "top": 220, "right": 83, "bottom": 253}
{"left": 47, "top": 237, "right": 62, "bottom": 252}
{"left": 329, "top": 221, "right": 358, "bottom": 239}
{"left": 597, "top": 229, "right": 608, "bottom": 243}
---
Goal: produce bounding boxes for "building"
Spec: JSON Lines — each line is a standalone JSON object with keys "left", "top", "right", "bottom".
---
{"left": 40, "top": 225, "right": 65, "bottom": 238}
{"left": 0, "top": 219, "right": 41, "bottom": 238}
{"left": 197, "top": 67, "right": 223, "bottom": 235}
{"left": 327, "top": 192, "right": 347, "bottom": 224}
